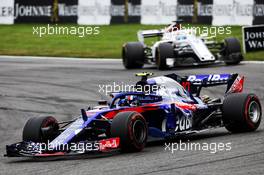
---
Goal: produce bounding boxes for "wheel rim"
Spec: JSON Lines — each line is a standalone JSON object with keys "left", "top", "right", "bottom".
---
{"left": 248, "top": 101, "right": 261, "bottom": 123}
{"left": 133, "top": 120, "right": 146, "bottom": 144}
{"left": 41, "top": 117, "right": 58, "bottom": 141}
{"left": 161, "top": 118, "right": 167, "bottom": 132}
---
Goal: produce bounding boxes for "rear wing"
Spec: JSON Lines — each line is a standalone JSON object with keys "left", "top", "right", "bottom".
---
{"left": 184, "top": 74, "right": 244, "bottom": 95}
{"left": 165, "top": 73, "right": 244, "bottom": 96}
{"left": 186, "top": 74, "right": 231, "bottom": 86}
{"left": 137, "top": 29, "right": 164, "bottom": 43}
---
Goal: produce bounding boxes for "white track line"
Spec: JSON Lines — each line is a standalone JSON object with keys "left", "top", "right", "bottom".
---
{"left": 0, "top": 55, "right": 263, "bottom": 64}
{"left": 0, "top": 55, "right": 119, "bottom": 61}
{"left": 242, "top": 61, "right": 264, "bottom": 64}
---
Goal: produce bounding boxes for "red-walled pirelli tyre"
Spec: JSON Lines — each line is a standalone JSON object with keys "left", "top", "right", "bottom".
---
{"left": 111, "top": 111, "right": 148, "bottom": 152}
{"left": 122, "top": 42, "right": 144, "bottom": 69}
{"left": 23, "top": 116, "right": 59, "bottom": 142}
{"left": 223, "top": 93, "right": 262, "bottom": 133}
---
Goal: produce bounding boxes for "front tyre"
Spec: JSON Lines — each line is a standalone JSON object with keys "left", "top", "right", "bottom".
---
{"left": 122, "top": 42, "right": 144, "bottom": 69}
{"left": 23, "top": 116, "right": 59, "bottom": 142}
{"left": 111, "top": 111, "right": 148, "bottom": 152}
{"left": 223, "top": 93, "right": 262, "bottom": 133}
{"left": 156, "top": 43, "right": 174, "bottom": 70}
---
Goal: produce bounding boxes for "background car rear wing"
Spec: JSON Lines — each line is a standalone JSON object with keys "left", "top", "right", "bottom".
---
{"left": 137, "top": 29, "right": 164, "bottom": 43}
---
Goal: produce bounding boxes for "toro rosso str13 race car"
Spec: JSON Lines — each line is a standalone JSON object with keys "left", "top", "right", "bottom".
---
{"left": 122, "top": 20, "right": 243, "bottom": 70}
{"left": 5, "top": 72, "right": 262, "bottom": 157}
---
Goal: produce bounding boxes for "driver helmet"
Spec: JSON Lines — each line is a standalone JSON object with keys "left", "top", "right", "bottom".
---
{"left": 127, "top": 95, "right": 140, "bottom": 107}
{"left": 117, "top": 98, "right": 129, "bottom": 107}
{"left": 166, "top": 23, "right": 181, "bottom": 32}
{"left": 118, "top": 95, "right": 140, "bottom": 107}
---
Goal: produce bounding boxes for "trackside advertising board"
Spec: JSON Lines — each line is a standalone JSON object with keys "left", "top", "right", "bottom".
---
{"left": 0, "top": 0, "right": 264, "bottom": 25}
{"left": 242, "top": 25, "right": 264, "bottom": 53}
{"left": 0, "top": 0, "right": 14, "bottom": 24}
{"left": 14, "top": 0, "right": 77, "bottom": 23}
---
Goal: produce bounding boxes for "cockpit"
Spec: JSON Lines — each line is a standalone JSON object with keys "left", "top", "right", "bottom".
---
{"left": 147, "top": 76, "right": 193, "bottom": 103}
{"left": 110, "top": 93, "right": 162, "bottom": 108}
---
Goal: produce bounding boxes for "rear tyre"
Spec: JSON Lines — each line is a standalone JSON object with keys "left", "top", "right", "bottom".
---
{"left": 222, "top": 93, "right": 262, "bottom": 133}
{"left": 111, "top": 111, "right": 148, "bottom": 152}
{"left": 223, "top": 37, "right": 243, "bottom": 65}
{"left": 122, "top": 42, "right": 144, "bottom": 69}
{"left": 23, "top": 116, "right": 59, "bottom": 142}
{"left": 156, "top": 43, "right": 174, "bottom": 70}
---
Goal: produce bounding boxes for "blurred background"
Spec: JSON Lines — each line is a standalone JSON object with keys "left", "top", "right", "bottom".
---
{"left": 0, "top": 0, "right": 263, "bottom": 60}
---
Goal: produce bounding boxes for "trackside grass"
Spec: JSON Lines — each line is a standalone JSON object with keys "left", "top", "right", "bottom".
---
{"left": 0, "top": 24, "right": 263, "bottom": 60}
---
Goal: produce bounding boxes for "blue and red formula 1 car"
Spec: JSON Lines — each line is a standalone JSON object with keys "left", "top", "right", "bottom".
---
{"left": 5, "top": 72, "right": 262, "bottom": 157}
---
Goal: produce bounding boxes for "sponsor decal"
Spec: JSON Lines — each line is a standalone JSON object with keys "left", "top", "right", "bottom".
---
{"left": 187, "top": 74, "right": 230, "bottom": 84}
{"left": 253, "top": 0, "right": 264, "bottom": 25}
{"left": 227, "top": 75, "right": 244, "bottom": 93}
{"left": 181, "top": 81, "right": 191, "bottom": 91}
{"left": 110, "top": 0, "right": 141, "bottom": 24}
{"left": 14, "top": 0, "right": 53, "bottom": 23}
{"left": 0, "top": 0, "right": 14, "bottom": 24}
{"left": 175, "top": 102, "right": 196, "bottom": 111}
{"left": 49, "top": 118, "right": 84, "bottom": 148}
{"left": 212, "top": 0, "right": 254, "bottom": 26}
{"left": 78, "top": 0, "right": 111, "bottom": 25}
{"left": 175, "top": 115, "right": 192, "bottom": 131}
{"left": 1, "top": 0, "right": 264, "bottom": 25}
{"left": 140, "top": 0, "right": 177, "bottom": 25}
{"left": 242, "top": 25, "right": 264, "bottom": 53}
{"left": 177, "top": 0, "right": 213, "bottom": 24}
{"left": 99, "top": 137, "right": 120, "bottom": 151}
{"left": 12, "top": 0, "right": 77, "bottom": 23}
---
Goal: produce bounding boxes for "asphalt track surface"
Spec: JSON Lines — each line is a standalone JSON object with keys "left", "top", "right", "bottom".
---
{"left": 0, "top": 56, "right": 263, "bottom": 175}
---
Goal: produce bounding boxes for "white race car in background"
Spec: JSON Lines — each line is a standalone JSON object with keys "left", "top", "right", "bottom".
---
{"left": 122, "top": 21, "right": 243, "bottom": 70}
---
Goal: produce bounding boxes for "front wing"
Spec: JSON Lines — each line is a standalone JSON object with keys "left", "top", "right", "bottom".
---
{"left": 5, "top": 137, "right": 120, "bottom": 157}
